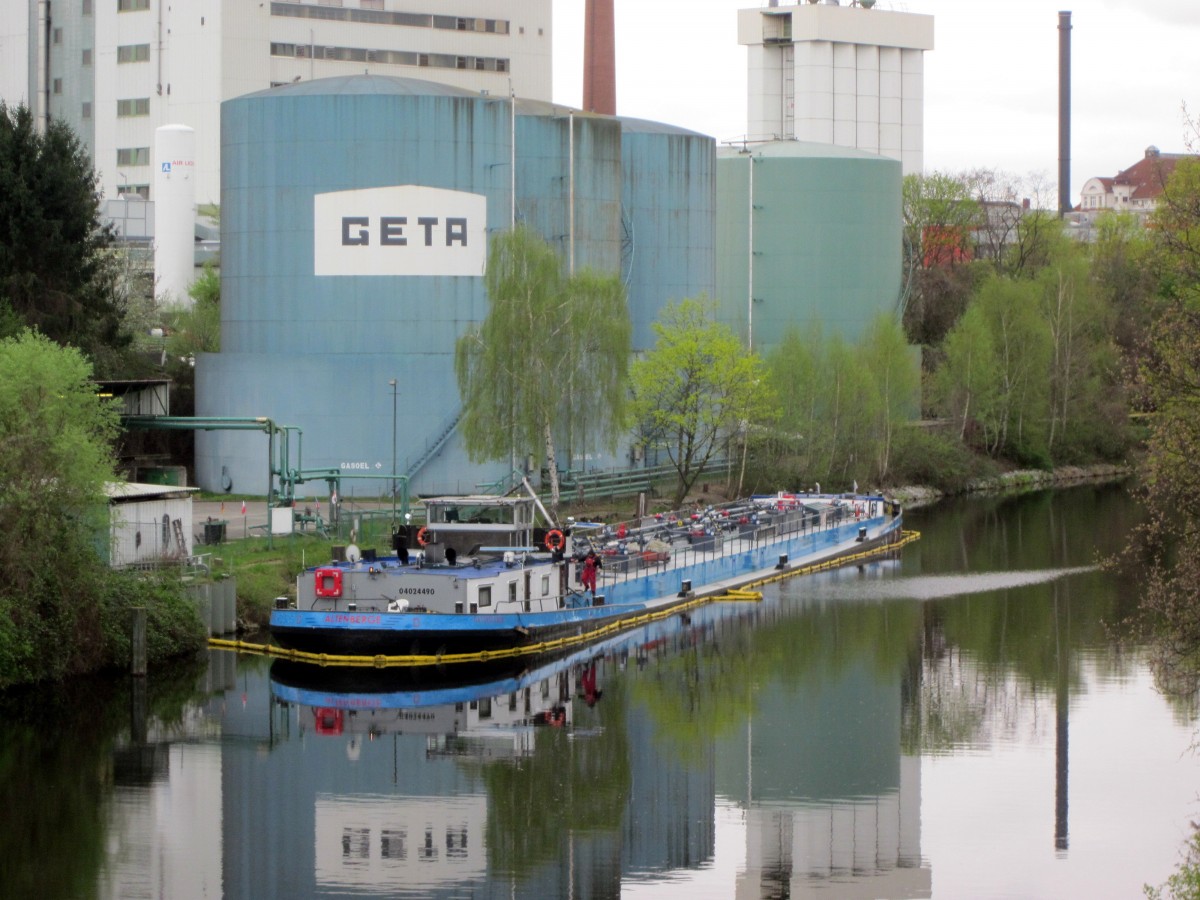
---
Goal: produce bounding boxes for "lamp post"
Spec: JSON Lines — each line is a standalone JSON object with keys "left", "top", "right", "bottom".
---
{"left": 389, "top": 379, "right": 398, "bottom": 528}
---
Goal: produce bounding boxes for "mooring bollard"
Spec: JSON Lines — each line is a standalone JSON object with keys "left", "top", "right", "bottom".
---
{"left": 131, "top": 606, "right": 147, "bottom": 676}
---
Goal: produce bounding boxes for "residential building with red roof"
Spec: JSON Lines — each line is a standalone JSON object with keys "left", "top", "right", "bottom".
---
{"left": 1078, "top": 146, "right": 1189, "bottom": 220}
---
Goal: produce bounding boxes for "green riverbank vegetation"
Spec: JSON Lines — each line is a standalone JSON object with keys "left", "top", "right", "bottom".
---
{"left": 0, "top": 332, "right": 203, "bottom": 689}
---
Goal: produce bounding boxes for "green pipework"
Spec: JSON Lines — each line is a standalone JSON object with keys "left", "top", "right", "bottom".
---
{"left": 120, "top": 414, "right": 410, "bottom": 522}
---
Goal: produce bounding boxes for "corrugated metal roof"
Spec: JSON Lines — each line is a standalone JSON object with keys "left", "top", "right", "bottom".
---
{"left": 239, "top": 74, "right": 480, "bottom": 101}
{"left": 616, "top": 115, "right": 708, "bottom": 139}
{"left": 105, "top": 482, "right": 200, "bottom": 502}
{"left": 239, "top": 75, "right": 706, "bottom": 138}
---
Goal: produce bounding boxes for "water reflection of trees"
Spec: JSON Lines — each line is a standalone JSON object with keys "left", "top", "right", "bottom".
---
{"left": 0, "top": 654, "right": 207, "bottom": 900}
{"left": 628, "top": 594, "right": 921, "bottom": 760}
{"left": 900, "top": 485, "right": 1147, "bottom": 753}
{"left": 480, "top": 676, "right": 632, "bottom": 882}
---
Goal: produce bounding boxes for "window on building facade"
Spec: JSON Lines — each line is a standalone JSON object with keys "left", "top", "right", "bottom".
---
{"left": 118, "top": 184, "right": 150, "bottom": 200}
{"left": 117, "top": 147, "right": 150, "bottom": 166}
{"left": 82, "top": 101, "right": 91, "bottom": 118}
{"left": 52, "top": 78, "right": 62, "bottom": 94}
{"left": 82, "top": 48, "right": 92, "bottom": 65}
{"left": 118, "top": 0, "right": 151, "bottom": 11}
{"left": 117, "top": 98, "right": 150, "bottom": 116}
{"left": 271, "top": 39, "right": 506, "bottom": 74}
{"left": 117, "top": 44, "right": 150, "bottom": 63}
{"left": 53, "top": 27, "right": 62, "bottom": 44}
{"left": 269, "top": 3, "right": 509, "bottom": 36}
{"left": 83, "top": 0, "right": 92, "bottom": 13}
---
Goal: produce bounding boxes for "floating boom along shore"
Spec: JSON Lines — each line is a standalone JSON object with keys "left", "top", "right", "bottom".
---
{"left": 268, "top": 491, "right": 907, "bottom": 664}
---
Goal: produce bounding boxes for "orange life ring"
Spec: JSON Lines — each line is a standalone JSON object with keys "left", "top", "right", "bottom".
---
{"left": 544, "top": 529, "right": 565, "bottom": 551}
{"left": 417, "top": 526, "right": 430, "bottom": 546}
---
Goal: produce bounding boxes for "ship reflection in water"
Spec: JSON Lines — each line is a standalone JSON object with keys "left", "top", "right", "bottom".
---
{"left": 72, "top": 488, "right": 1199, "bottom": 898}
{"left": 261, "top": 557, "right": 930, "bottom": 899}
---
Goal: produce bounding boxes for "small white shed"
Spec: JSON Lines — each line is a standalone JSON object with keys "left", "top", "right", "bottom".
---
{"left": 106, "top": 482, "right": 200, "bottom": 568}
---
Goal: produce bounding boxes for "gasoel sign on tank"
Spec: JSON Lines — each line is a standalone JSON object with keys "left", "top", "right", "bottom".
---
{"left": 314, "top": 185, "right": 486, "bottom": 277}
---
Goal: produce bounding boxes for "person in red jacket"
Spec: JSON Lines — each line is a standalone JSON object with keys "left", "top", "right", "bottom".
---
{"left": 581, "top": 550, "right": 601, "bottom": 595}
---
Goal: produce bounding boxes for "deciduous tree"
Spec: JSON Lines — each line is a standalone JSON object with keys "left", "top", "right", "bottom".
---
{"left": 862, "top": 313, "right": 920, "bottom": 480}
{"left": 900, "top": 171, "right": 984, "bottom": 348}
{"left": 455, "top": 226, "right": 631, "bottom": 509}
{"left": 0, "top": 331, "right": 201, "bottom": 686}
{"left": 934, "top": 302, "right": 1000, "bottom": 447}
{"left": 1126, "top": 153, "right": 1200, "bottom": 674}
{"left": 630, "top": 298, "right": 775, "bottom": 505}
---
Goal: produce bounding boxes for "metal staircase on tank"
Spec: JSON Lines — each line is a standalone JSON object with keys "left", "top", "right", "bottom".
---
{"left": 404, "top": 409, "right": 463, "bottom": 481}
{"left": 620, "top": 205, "right": 635, "bottom": 287}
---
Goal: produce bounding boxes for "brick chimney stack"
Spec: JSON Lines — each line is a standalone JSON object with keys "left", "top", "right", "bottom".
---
{"left": 583, "top": 0, "right": 616, "bottom": 115}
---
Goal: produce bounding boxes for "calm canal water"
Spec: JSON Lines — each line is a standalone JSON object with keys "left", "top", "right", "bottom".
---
{"left": 4, "top": 483, "right": 1197, "bottom": 900}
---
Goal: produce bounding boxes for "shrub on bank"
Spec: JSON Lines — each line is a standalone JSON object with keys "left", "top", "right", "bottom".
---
{"left": 889, "top": 428, "right": 996, "bottom": 494}
{"left": 0, "top": 556, "right": 205, "bottom": 690}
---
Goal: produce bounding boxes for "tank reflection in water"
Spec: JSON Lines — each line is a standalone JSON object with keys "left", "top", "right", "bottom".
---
{"left": 12, "top": 485, "right": 1196, "bottom": 899}
{"left": 264, "top": 555, "right": 927, "bottom": 899}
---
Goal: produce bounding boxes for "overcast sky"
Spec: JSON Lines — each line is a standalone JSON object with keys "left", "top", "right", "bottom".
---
{"left": 551, "top": 0, "right": 1199, "bottom": 204}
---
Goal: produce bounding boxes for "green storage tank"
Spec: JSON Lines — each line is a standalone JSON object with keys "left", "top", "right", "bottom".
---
{"left": 716, "top": 141, "right": 902, "bottom": 351}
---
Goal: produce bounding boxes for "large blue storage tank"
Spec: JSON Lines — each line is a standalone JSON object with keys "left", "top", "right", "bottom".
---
{"left": 514, "top": 100, "right": 623, "bottom": 275}
{"left": 195, "top": 75, "right": 716, "bottom": 497}
{"left": 619, "top": 117, "right": 715, "bottom": 350}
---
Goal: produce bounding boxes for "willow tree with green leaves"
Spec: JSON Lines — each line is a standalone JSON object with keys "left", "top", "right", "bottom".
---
{"left": 630, "top": 297, "right": 776, "bottom": 505}
{"left": 455, "top": 226, "right": 631, "bottom": 509}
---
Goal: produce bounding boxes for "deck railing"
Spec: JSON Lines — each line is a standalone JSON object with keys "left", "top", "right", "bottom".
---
{"left": 493, "top": 498, "right": 889, "bottom": 614}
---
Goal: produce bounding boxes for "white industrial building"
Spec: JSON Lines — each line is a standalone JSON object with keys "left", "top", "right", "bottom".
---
{"left": 0, "top": 0, "right": 552, "bottom": 207}
{"left": 738, "top": 1, "right": 933, "bottom": 175}
{"left": 105, "top": 481, "right": 198, "bottom": 567}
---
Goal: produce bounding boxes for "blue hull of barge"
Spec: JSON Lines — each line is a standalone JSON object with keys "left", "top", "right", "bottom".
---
{"left": 269, "top": 515, "right": 901, "bottom": 657}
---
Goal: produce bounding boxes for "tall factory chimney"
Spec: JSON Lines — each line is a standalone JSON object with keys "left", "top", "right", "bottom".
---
{"left": 583, "top": 0, "right": 616, "bottom": 115}
{"left": 1058, "top": 11, "right": 1072, "bottom": 215}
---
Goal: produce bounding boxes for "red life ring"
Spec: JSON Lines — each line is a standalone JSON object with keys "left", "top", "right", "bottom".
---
{"left": 417, "top": 526, "right": 430, "bottom": 546}
{"left": 544, "top": 529, "right": 565, "bottom": 551}
{"left": 314, "top": 567, "right": 343, "bottom": 598}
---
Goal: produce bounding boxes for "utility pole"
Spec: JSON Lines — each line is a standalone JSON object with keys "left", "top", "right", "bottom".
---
{"left": 389, "top": 379, "right": 398, "bottom": 527}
